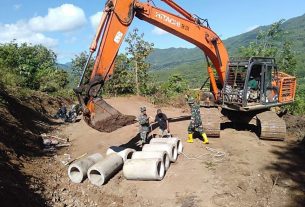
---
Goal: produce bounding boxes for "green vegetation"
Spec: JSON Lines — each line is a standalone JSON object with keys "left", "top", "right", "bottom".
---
{"left": 71, "top": 51, "right": 94, "bottom": 86}
{"left": 104, "top": 54, "right": 135, "bottom": 95}
{"left": 147, "top": 47, "right": 203, "bottom": 70}
{"left": 152, "top": 61, "right": 207, "bottom": 88}
{"left": 124, "top": 28, "right": 154, "bottom": 95}
{"left": 0, "top": 42, "right": 70, "bottom": 97}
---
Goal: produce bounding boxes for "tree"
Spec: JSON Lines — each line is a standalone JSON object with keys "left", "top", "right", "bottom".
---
{"left": 71, "top": 51, "right": 95, "bottom": 86}
{"left": 0, "top": 42, "right": 68, "bottom": 92}
{"left": 279, "top": 41, "right": 297, "bottom": 75}
{"left": 239, "top": 19, "right": 296, "bottom": 75}
{"left": 240, "top": 20, "right": 285, "bottom": 57}
{"left": 125, "top": 28, "right": 154, "bottom": 95}
{"left": 161, "top": 74, "right": 188, "bottom": 97}
{"left": 104, "top": 54, "right": 134, "bottom": 95}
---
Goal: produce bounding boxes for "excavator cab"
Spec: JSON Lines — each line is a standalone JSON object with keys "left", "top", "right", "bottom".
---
{"left": 222, "top": 57, "right": 296, "bottom": 111}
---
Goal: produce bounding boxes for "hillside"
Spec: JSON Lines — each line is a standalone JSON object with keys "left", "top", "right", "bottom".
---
{"left": 226, "top": 13, "right": 305, "bottom": 55}
{"left": 148, "top": 13, "right": 305, "bottom": 83}
{"left": 147, "top": 47, "right": 204, "bottom": 71}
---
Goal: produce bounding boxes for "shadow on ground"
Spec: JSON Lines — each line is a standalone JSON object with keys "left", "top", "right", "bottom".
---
{"left": 266, "top": 141, "right": 305, "bottom": 207}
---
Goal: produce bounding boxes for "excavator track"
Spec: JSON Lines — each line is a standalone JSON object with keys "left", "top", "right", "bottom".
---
{"left": 201, "top": 107, "right": 221, "bottom": 137}
{"left": 256, "top": 111, "right": 286, "bottom": 140}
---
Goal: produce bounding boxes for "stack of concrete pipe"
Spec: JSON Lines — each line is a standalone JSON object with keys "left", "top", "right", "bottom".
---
{"left": 67, "top": 147, "right": 135, "bottom": 186}
{"left": 123, "top": 138, "right": 183, "bottom": 181}
{"left": 67, "top": 138, "right": 183, "bottom": 184}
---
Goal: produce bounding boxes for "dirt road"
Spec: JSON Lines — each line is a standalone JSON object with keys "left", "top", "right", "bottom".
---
{"left": 31, "top": 96, "right": 304, "bottom": 207}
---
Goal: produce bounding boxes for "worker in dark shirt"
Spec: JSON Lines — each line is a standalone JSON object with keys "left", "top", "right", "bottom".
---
{"left": 154, "top": 109, "right": 170, "bottom": 138}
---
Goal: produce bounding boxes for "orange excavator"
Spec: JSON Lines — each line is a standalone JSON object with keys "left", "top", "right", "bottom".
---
{"left": 74, "top": 0, "right": 296, "bottom": 140}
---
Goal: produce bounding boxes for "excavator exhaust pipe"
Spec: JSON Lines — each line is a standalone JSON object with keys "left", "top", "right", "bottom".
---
{"left": 83, "top": 98, "right": 136, "bottom": 133}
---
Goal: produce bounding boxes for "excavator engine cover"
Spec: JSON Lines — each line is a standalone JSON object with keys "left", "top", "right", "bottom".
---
{"left": 83, "top": 98, "right": 136, "bottom": 133}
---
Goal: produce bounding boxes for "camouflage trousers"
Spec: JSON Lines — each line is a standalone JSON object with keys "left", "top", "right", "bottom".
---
{"left": 187, "top": 122, "right": 204, "bottom": 134}
{"left": 140, "top": 131, "right": 149, "bottom": 143}
{"left": 139, "top": 126, "right": 149, "bottom": 143}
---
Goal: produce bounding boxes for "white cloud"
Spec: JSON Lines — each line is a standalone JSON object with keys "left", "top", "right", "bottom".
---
{"left": 152, "top": 26, "right": 168, "bottom": 35}
{"left": 90, "top": 11, "right": 102, "bottom": 29}
{"left": 14, "top": 4, "right": 22, "bottom": 11}
{"left": 0, "top": 21, "right": 58, "bottom": 47}
{"left": 29, "top": 4, "right": 86, "bottom": 32}
{"left": 246, "top": 25, "right": 259, "bottom": 32}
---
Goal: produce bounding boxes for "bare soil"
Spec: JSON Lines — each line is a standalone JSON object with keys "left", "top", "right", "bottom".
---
{"left": 0, "top": 86, "right": 70, "bottom": 207}
{"left": 1, "top": 94, "right": 305, "bottom": 207}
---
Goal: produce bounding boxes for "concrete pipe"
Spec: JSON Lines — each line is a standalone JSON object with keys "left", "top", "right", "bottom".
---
{"left": 106, "top": 146, "right": 136, "bottom": 162}
{"left": 150, "top": 138, "right": 183, "bottom": 154}
{"left": 142, "top": 143, "right": 178, "bottom": 162}
{"left": 131, "top": 151, "right": 170, "bottom": 170}
{"left": 87, "top": 154, "right": 123, "bottom": 186}
{"left": 123, "top": 158, "right": 165, "bottom": 181}
{"left": 68, "top": 153, "right": 103, "bottom": 183}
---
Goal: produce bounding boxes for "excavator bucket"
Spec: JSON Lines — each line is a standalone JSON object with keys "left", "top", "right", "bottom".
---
{"left": 83, "top": 98, "right": 136, "bottom": 133}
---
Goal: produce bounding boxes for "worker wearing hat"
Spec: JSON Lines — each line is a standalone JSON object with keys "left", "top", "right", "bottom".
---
{"left": 187, "top": 97, "right": 209, "bottom": 144}
{"left": 154, "top": 109, "right": 170, "bottom": 138}
{"left": 138, "top": 106, "right": 151, "bottom": 144}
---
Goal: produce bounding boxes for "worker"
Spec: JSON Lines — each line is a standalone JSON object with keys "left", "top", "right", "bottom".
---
{"left": 55, "top": 102, "right": 67, "bottom": 120}
{"left": 187, "top": 97, "right": 209, "bottom": 144}
{"left": 154, "top": 109, "right": 170, "bottom": 138}
{"left": 248, "top": 76, "right": 259, "bottom": 90}
{"left": 138, "top": 106, "right": 151, "bottom": 144}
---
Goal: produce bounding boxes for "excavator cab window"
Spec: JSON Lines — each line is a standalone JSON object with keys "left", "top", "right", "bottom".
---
{"left": 223, "top": 61, "right": 248, "bottom": 105}
{"left": 244, "top": 59, "right": 279, "bottom": 107}
{"left": 223, "top": 57, "right": 280, "bottom": 109}
{"left": 245, "top": 63, "right": 262, "bottom": 105}
{"left": 261, "top": 64, "right": 279, "bottom": 104}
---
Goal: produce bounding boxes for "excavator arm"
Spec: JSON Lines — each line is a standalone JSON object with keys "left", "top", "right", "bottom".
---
{"left": 75, "top": 0, "right": 229, "bottom": 132}
{"left": 135, "top": 0, "right": 229, "bottom": 95}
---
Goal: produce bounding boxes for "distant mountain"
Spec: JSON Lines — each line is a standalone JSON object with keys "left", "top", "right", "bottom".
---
{"left": 147, "top": 47, "right": 204, "bottom": 70}
{"left": 225, "top": 13, "right": 305, "bottom": 55}
{"left": 57, "top": 62, "right": 72, "bottom": 72}
{"left": 148, "top": 13, "right": 305, "bottom": 84}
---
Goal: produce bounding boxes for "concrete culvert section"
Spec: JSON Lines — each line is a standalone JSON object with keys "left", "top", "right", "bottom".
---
{"left": 150, "top": 138, "right": 183, "bottom": 154}
{"left": 142, "top": 143, "right": 178, "bottom": 162}
{"left": 106, "top": 146, "right": 136, "bottom": 162}
{"left": 123, "top": 158, "right": 165, "bottom": 181}
{"left": 131, "top": 151, "right": 170, "bottom": 170}
{"left": 87, "top": 154, "right": 123, "bottom": 186}
{"left": 68, "top": 153, "right": 103, "bottom": 183}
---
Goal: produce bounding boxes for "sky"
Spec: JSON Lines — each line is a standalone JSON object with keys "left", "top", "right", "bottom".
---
{"left": 1, "top": 0, "right": 305, "bottom": 63}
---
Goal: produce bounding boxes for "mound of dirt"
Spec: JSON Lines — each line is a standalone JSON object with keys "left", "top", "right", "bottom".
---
{"left": 283, "top": 114, "right": 305, "bottom": 142}
{"left": 0, "top": 85, "right": 71, "bottom": 206}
